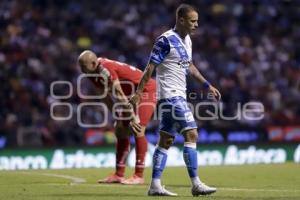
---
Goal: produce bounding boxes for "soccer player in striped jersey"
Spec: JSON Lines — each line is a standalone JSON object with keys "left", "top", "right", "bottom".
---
{"left": 129, "top": 4, "right": 221, "bottom": 196}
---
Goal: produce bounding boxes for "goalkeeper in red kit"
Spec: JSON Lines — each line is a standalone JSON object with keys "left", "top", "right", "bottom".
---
{"left": 78, "top": 50, "right": 156, "bottom": 185}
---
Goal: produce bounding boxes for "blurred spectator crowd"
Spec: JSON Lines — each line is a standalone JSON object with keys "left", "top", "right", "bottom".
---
{"left": 0, "top": 0, "right": 300, "bottom": 147}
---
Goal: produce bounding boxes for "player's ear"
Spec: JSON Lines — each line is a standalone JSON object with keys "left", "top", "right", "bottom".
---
{"left": 179, "top": 17, "right": 185, "bottom": 24}
{"left": 90, "top": 60, "right": 98, "bottom": 71}
{"left": 91, "top": 60, "right": 96, "bottom": 67}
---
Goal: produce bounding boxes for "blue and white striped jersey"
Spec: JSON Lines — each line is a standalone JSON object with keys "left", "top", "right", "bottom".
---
{"left": 149, "top": 29, "right": 192, "bottom": 100}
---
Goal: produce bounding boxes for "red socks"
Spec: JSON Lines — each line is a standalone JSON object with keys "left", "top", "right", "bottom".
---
{"left": 135, "top": 136, "right": 148, "bottom": 178}
{"left": 115, "top": 138, "right": 130, "bottom": 177}
{"left": 115, "top": 136, "right": 148, "bottom": 178}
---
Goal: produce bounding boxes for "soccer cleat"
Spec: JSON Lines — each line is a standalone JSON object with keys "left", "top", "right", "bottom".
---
{"left": 97, "top": 174, "right": 124, "bottom": 184}
{"left": 121, "top": 175, "right": 145, "bottom": 185}
{"left": 148, "top": 185, "right": 178, "bottom": 196}
{"left": 191, "top": 181, "right": 217, "bottom": 196}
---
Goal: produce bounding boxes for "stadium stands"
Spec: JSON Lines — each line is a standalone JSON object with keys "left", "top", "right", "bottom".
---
{"left": 0, "top": 0, "right": 299, "bottom": 147}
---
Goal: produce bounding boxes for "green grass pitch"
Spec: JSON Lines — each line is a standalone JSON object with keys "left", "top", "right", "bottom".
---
{"left": 0, "top": 163, "right": 299, "bottom": 200}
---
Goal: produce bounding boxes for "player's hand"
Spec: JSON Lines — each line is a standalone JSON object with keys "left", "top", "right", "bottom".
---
{"left": 208, "top": 85, "right": 221, "bottom": 101}
{"left": 128, "top": 93, "right": 141, "bottom": 107}
{"left": 130, "top": 115, "right": 141, "bottom": 134}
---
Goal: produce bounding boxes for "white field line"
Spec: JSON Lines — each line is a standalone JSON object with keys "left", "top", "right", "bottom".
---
{"left": 81, "top": 184, "right": 300, "bottom": 193}
{"left": 219, "top": 187, "right": 300, "bottom": 193}
{"left": 21, "top": 172, "right": 300, "bottom": 193}
{"left": 91, "top": 184, "right": 300, "bottom": 193}
{"left": 22, "top": 172, "right": 86, "bottom": 185}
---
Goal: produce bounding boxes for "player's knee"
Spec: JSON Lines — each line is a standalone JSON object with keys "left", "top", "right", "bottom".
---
{"left": 115, "top": 131, "right": 130, "bottom": 139}
{"left": 165, "top": 137, "right": 174, "bottom": 146}
{"left": 158, "top": 137, "right": 174, "bottom": 149}
{"left": 115, "top": 123, "right": 130, "bottom": 138}
{"left": 133, "top": 126, "right": 146, "bottom": 138}
{"left": 183, "top": 129, "right": 198, "bottom": 143}
{"left": 133, "top": 132, "right": 145, "bottom": 138}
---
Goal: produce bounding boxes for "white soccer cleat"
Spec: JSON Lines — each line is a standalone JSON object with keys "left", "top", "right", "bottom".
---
{"left": 191, "top": 182, "right": 217, "bottom": 196}
{"left": 148, "top": 185, "right": 178, "bottom": 196}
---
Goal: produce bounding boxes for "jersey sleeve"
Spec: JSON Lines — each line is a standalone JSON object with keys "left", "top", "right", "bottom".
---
{"left": 102, "top": 64, "right": 118, "bottom": 81}
{"left": 107, "top": 68, "right": 118, "bottom": 80}
{"left": 149, "top": 36, "right": 170, "bottom": 65}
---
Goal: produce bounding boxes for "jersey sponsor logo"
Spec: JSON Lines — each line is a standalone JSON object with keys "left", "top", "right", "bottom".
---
{"left": 177, "top": 59, "right": 191, "bottom": 69}
{"left": 167, "top": 35, "right": 190, "bottom": 73}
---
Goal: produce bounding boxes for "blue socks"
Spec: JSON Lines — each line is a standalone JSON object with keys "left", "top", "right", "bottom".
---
{"left": 151, "top": 143, "right": 200, "bottom": 188}
{"left": 152, "top": 146, "right": 168, "bottom": 179}
{"left": 183, "top": 143, "right": 198, "bottom": 178}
